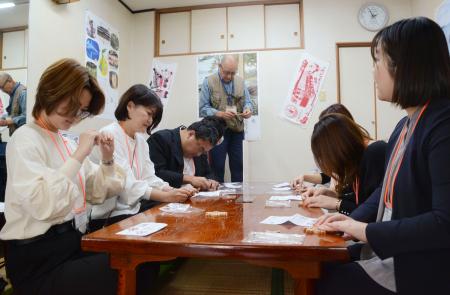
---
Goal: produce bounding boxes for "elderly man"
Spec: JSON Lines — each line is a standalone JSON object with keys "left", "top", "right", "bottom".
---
{"left": 0, "top": 73, "right": 26, "bottom": 136}
{"left": 199, "top": 54, "right": 252, "bottom": 183}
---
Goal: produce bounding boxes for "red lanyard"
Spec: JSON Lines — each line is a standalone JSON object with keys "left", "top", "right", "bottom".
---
{"left": 120, "top": 125, "right": 140, "bottom": 180}
{"left": 383, "top": 102, "right": 429, "bottom": 209}
{"left": 37, "top": 118, "right": 86, "bottom": 213}
{"left": 353, "top": 177, "right": 360, "bottom": 205}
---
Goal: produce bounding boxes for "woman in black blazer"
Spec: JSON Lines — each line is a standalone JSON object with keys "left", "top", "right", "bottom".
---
{"left": 316, "top": 17, "right": 450, "bottom": 295}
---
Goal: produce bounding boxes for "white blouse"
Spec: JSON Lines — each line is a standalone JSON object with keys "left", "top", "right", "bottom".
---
{"left": 0, "top": 122, "right": 126, "bottom": 240}
{"left": 90, "top": 122, "right": 168, "bottom": 219}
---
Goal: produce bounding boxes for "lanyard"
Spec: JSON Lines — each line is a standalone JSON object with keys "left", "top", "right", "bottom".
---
{"left": 120, "top": 124, "right": 140, "bottom": 180}
{"left": 353, "top": 177, "right": 360, "bottom": 205}
{"left": 218, "top": 72, "right": 234, "bottom": 106}
{"left": 37, "top": 118, "right": 86, "bottom": 213}
{"left": 383, "top": 102, "right": 429, "bottom": 209}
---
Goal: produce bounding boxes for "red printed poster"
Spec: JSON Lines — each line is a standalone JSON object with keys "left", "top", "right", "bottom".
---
{"left": 282, "top": 53, "right": 329, "bottom": 126}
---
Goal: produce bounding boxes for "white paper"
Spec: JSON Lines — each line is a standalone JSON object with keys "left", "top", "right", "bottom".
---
{"left": 243, "top": 231, "right": 305, "bottom": 245}
{"left": 193, "top": 189, "right": 236, "bottom": 198}
{"left": 273, "top": 182, "right": 290, "bottom": 188}
{"left": 159, "top": 203, "right": 191, "bottom": 213}
{"left": 0, "top": 202, "right": 4, "bottom": 213}
{"left": 270, "top": 195, "right": 303, "bottom": 201}
{"left": 116, "top": 222, "right": 167, "bottom": 237}
{"left": 149, "top": 59, "right": 177, "bottom": 105}
{"left": 260, "top": 214, "right": 317, "bottom": 227}
{"left": 271, "top": 187, "right": 292, "bottom": 191}
{"left": 223, "top": 182, "right": 242, "bottom": 189}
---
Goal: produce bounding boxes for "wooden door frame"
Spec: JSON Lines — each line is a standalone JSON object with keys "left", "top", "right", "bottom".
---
{"left": 335, "top": 42, "right": 378, "bottom": 139}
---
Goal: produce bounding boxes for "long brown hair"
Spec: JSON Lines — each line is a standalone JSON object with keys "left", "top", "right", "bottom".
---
{"left": 32, "top": 58, "right": 105, "bottom": 119}
{"left": 311, "top": 113, "right": 371, "bottom": 194}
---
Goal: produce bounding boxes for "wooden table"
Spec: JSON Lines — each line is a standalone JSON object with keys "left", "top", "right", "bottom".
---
{"left": 82, "top": 182, "right": 349, "bottom": 295}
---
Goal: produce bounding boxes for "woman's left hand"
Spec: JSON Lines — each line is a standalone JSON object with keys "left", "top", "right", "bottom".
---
{"left": 303, "top": 194, "right": 337, "bottom": 210}
{"left": 98, "top": 132, "right": 115, "bottom": 161}
{"left": 316, "top": 213, "right": 368, "bottom": 242}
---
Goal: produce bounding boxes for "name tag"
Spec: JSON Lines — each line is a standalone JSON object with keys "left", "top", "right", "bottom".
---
{"left": 74, "top": 209, "right": 88, "bottom": 230}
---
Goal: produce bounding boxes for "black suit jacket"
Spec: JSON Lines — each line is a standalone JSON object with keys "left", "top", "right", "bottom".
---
{"left": 351, "top": 98, "right": 450, "bottom": 295}
{"left": 147, "top": 127, "right": 216, "bottom": 188}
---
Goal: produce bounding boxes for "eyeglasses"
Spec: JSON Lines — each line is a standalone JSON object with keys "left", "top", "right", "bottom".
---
{"left": 76, "top": 109, "right": 91, "bottom": 120}
{"left": 219, "top": 65, "right": 236, "bottom": 76}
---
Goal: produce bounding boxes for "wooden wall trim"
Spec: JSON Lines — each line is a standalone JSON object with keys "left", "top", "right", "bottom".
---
{"left": 0, "top": 26, "right": 28, "bottom": 33}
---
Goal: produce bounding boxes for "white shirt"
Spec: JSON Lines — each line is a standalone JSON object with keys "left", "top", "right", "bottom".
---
{"left": 90, "top": 122, "right": 168, "bottom": 219}
{"left": 183, "top": 157, "right": 196, "bottom": 176}
{"left": 0, "top": 122, "right": 126, "bottom": 240}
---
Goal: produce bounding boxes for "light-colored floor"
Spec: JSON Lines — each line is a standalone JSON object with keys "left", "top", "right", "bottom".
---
{"left": 155, "top": 259, "right": 294, "bottom": 295}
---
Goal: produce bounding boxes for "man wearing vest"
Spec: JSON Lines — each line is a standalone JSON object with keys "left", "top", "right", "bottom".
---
{"left": 0, "top": 73, "right": 27, "bottom": 137}
{"left": 199, "top": 54, "right": 253, "bottom": 182}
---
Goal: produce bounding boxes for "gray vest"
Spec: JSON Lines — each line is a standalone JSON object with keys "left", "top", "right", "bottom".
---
{"left": 9, "top": 83, "right": 26, "bottom": 136}
{"left": 207, "top": 74, "right": 245, "bottom": 132}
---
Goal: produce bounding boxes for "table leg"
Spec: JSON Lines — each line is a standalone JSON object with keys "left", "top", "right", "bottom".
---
{"left": 117, "top": 269, "right": 136, "bottom": 295}
{"left": 293, "top": 278, "right": 315, "bottom": 295}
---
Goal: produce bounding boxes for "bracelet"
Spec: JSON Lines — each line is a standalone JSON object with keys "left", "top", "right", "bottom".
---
{"left": 335, "top": 199, "right": 342, "bottom": 211}
{"left": 101, "top": 158, "right": 114, "bottom": 166}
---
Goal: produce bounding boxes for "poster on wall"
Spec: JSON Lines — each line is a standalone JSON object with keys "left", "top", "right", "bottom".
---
{"left": 437, "top": 0, "right": 450, "bottom": 55}
{"left": 85, "top": 11, "right": 120, "bottom": 120}
{"left": 148, "top": 60, "right": 177, "bottom": 105}
{"left": 197, "top": 53, "right": 260, "bottom": 141}
{"left": 281, "top": 53, "right": 329, "bottom": 127}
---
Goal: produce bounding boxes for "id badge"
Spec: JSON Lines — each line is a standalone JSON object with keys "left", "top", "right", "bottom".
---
{"left": 226, "top": 105, "right": 237, "bottom": 114}
{"left": 74, "top": 209, "right": 88, "bottom": 230}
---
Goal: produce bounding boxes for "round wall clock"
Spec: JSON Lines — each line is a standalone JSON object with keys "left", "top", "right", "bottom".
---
{"left": 358, "top": 3, "right": 389, "bottom": 31}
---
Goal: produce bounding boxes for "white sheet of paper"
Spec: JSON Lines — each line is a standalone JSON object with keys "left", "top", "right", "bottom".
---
{"left": 223, "top": 182, "right": 242, "bottom": 189}
{"left": 159, "top": 203, "right": 191, "bottom": 213}
{"left": 243, "top": 231, "right": 305, "bottom": 245}
{"left": 273, "top": 182, "right": 290, "bottom": 188}
{"left": 193, "top": 189, "right": 236, "bottom": 198}
{"left": 116, "top": 222, "right": 167, "bottom": 237}
{"left": 271, "top": 186, "right": 292, "bottom": 191}
{"left": 0, "top": 202, "right": 4, "bottom": 213}
{"left": 270, "top": 195, "right": 303, "bottom": 201}
{"left": 260, "top": 214, "right": 317, "bottom": 227}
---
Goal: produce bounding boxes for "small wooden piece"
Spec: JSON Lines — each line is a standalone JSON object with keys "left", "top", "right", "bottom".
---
{"left": 205, "top": 211, "right": 228, "bottom": 217}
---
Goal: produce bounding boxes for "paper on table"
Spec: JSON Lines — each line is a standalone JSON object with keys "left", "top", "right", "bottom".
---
{"left": 159, "top": 203, "right": 191, "bottom": 213}
{"left": 260, "top": 214, "right": 317, "bottom": 227}
{"left": 273, "top": 182, "right": 290, "bottom": 188}
{"left": 243, "top": 231, "right": 305, "bottom": 245}
{"left": 116, "top": 222, "right": 167, "bottom": 236}
{"left": 193, "top": 189, "right": 236, "bottom": 198}
{"left": 223, "top": 182, "right": 242, "bottom": 189}
{"left": 270, "top": 195, "right": 303, "bottom": 201}
{"left": 271, "top": 187, "right": 292, "bottom": 192}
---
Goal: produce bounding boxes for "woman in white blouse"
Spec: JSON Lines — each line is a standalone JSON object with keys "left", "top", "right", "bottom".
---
{"left": 0, "top": 59, "right": 125, "bottom": 294}
{"left": 90, "top": 84, "right": 194, "bottom": 231}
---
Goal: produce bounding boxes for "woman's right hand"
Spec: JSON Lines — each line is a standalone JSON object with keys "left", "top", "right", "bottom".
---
{"left": 290, "top": 175, "right": 304, "bottom": 189}
{"left": 72, "top": 130, "right": 99, "bottom": 162}
{"left": 164, "top": 188, "right": 192, "bottom": 203}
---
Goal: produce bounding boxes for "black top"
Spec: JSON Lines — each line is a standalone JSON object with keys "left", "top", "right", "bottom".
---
{"left": 351, "top": 98, "right": 450, "bottom": 294}
{"left": 320, "top": 172, "right": 331, "bottom": 184}
{"left": 147, "top": 127, "right": 216, "bottom": 188}
{"left": 338, "top": 140, "right": 387, "bottom": 215}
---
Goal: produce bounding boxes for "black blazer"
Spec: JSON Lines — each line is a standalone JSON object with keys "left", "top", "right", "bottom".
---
{"left": 147, "top": 127, "right": 216, "bottom": 188}
{"left": 352, "top": 98, "right": 450, "bottom": 295}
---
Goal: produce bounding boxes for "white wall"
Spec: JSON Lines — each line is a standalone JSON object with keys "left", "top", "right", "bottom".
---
{"left": 411, "top": 0, "right": 444, "bottom": 19}
{"left": 28, "top": 0, "right": 134, "bottom": 133}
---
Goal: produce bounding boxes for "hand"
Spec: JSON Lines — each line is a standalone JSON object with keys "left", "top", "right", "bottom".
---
{"left": 161, "top": 185, "right": 173, "bottom": 192}
{"left": 291, "top": 175, "right": 305, "bottom": 189}
{"left": 241, "top": 109, "right": 252, "bottom": 119}
{"left": 164, "top": 188, "right": 191, "bottom": 202}
{"left": 302, "top": 187, "right": 338, "bottom": 199}
{"left": 207, "top": 179, "right": 220, "bottom": 191}
{"left": 303, "top": 194, "right": 338, "bottom": 210}
{"left": 73, "top": 130, "right": 99, "bottom": 162}
{"left": 316, "top": 213, "right": 368, "bottom": 242}
{"left": 0, "top": 119, "right": 7, "bottom": 126}
{"left": 189, "top": 176, "right": 211, "bottom": 190}
{"left": 216, "top": 111, "right": 236, "bottom": 120}
{"left": 181, "top": 184, "right": 199, "bottom": 194}
{"left": 98, "top": 132, "right": 115, "bottom": 162}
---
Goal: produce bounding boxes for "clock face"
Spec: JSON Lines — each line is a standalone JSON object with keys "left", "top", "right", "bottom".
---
{"left": 358, "top": 3, "right": 389, "bottom": 31}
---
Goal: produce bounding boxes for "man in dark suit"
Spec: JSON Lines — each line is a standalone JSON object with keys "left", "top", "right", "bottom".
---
{"left": 148, "top": 116, "right": 226, "bottom": 191}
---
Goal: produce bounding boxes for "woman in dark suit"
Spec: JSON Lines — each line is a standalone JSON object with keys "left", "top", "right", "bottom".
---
{"left": 316, "top": 17, "right": 450, "bottom": 295}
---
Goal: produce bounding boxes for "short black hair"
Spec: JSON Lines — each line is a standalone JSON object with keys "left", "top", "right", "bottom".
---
{"left": 115, "top": 84, "right": 163, "bottom": 134}
{"left": 187, "top": 116, "right": 226, "bottom": 145}
{"left": 371, "top": 17, "right": 450, "bottom": 108}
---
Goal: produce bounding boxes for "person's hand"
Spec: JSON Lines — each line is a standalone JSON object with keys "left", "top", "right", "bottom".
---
{"left": 181, "top": 184, "right": 199, "bottom": 195}
{"left": 241, "top": 109, "right": 252, "bottom": 119}
{"left": 164, "top": 188, "right": 191, "bottom": 202}
{"left": 302, "top": 187, "right": 337, "bottom": 198}
{"left": 73, "top": 130, "right": 100, "bottom": 162}
{"left": 315, "top": 213, "right": 368, "bottom": 242}
{"left": 97, "top": 132, "right": 114, "bottom": 162}
{"left": 161, "top": 185, "right": 173, "bottom": 192}
{"left": 207, "top": 179, "right": 220, "bottom": 191}
{"left": 303, "top": 194, "right": 338, "bottom": 210}
{"left": 189, "top": 176, "right": 211, "bottom": 190}
{"left": 0, "top": 119, "right": 7, "bottom": 126}
{"left": 291, "top": 175, "right": 305, "bottom": 189}
{"left": 216, "top": 111, "right": 236, "bottom": 120}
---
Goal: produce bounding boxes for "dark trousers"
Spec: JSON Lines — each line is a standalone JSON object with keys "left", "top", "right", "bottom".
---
{"left": 5, "top": 227, "right": 117, "bottom": 295}
{"left": 210, "top": 129, "right": 244, "bottom": 182}
{"left": 316, "top": 244, "right": 396, "bottom": 295}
